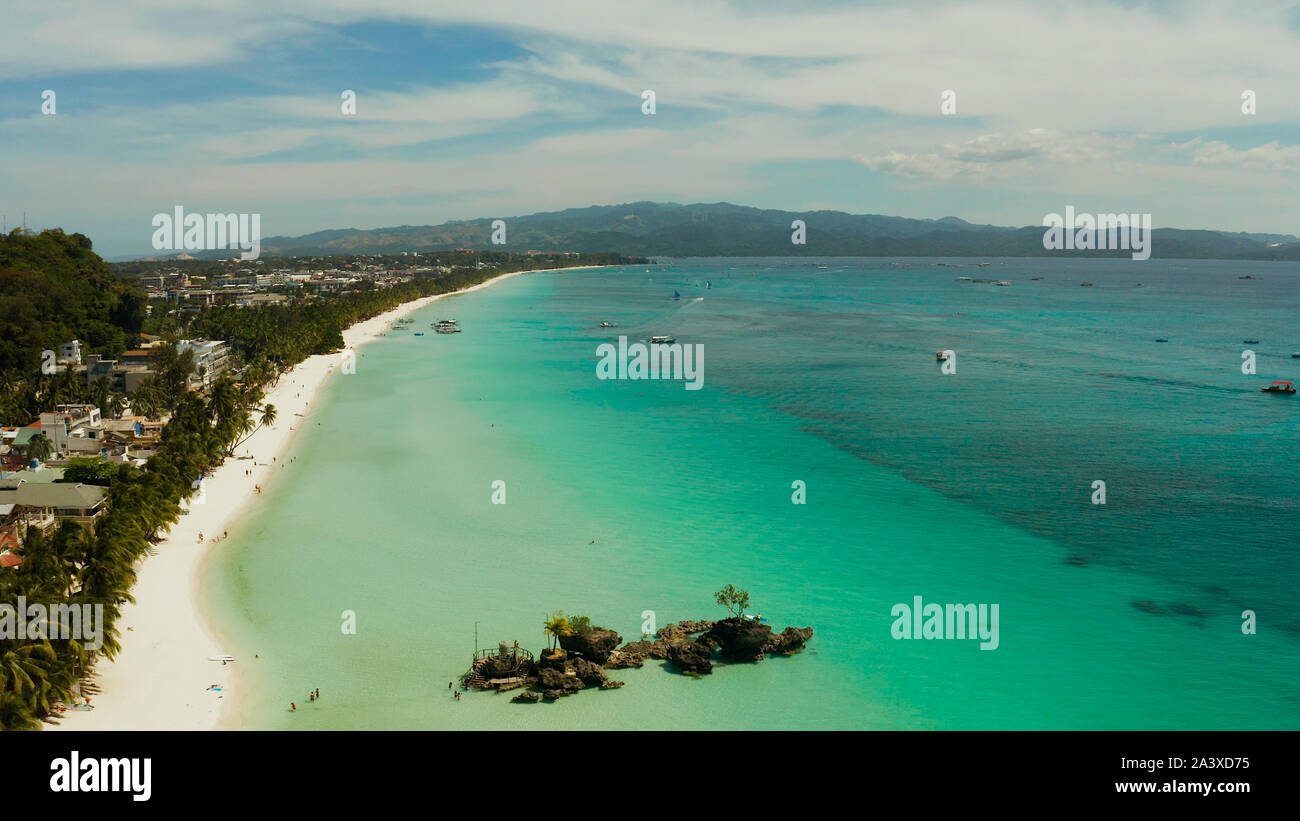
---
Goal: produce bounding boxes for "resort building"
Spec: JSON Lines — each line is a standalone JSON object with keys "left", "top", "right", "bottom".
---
{"left": 0, "top": 479, "right": 108, "bottom": 536}
{"left": 84, "top": 353, "right": 156, "bottom": 394}
{"left": 178, "top": 339, "right": 231, "bottom": 389}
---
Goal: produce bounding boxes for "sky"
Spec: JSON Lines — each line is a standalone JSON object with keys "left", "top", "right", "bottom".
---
{"left": 2, "top": 0, "right": 1299, "bottom": 258}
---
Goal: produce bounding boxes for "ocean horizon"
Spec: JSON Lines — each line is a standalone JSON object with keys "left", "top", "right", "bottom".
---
{"left": 206, "top": 257, "right": 1300, "bottom": 730}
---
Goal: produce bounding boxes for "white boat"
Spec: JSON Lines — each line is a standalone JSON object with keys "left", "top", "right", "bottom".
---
{"left": 648, "top": 335, "right": 676, "bottom": 344}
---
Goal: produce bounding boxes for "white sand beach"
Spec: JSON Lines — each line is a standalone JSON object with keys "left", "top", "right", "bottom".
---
{"left": 47, "top": 266, "right": 596, "bottom": 731}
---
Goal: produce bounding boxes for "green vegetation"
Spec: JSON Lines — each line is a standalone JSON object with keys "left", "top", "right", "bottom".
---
{"left": 0, "top": 229, "right": 145, "bottom": 375}
{"left": 543, "top": 612, "right": 573, "bottom": 649}
{"left": 566, "top": 614, "right": 593, "bottom": 637}
{"left": 715, "top": 584, "right": 751, "bottom": 618}
{"left": 60, "top": 458, "right": 119, "bottom": 486}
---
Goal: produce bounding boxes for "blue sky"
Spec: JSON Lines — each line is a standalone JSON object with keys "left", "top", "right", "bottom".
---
{"left": 2, "top": 1, "right": 1299, "bottom": 257}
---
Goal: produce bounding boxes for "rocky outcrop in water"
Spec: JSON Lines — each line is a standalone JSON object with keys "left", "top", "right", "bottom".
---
{"left": 666, "top": 639, "right": 714, "bottom": 675}
{"left": 765, "top": 626, "right": 815, "bottom": 655}
{"left": 559, "top": 627, "right": 623, "bottom": 664}
{"left": 504, "top": 617, "right": 812, "bottom": 703}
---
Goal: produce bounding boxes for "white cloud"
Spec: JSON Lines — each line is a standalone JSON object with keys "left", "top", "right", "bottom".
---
{"left": 853, "top": 129, "right": 1134, "bottom": 179}
{"left": 1167, "top": 138, "right": 1300, "bottom": 171}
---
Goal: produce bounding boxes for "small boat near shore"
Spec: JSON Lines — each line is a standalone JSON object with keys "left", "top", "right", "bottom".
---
{"left": 648, "top": 335, "right": 676, "bottom": 344}
{"left": 1243, "top": 339, "right": 1260, "bottom": 344}
{"left": 600, "top": 321, "right": 617, "bottom": 328}
{"left": 1155, "top": 338, "right": 1169, "bottom": 343}
{"left": 936, "top": 350, "right": 951, "bottom": 361}
{"left": 1262, "top": 381, "right": 1296, "bottom": 394}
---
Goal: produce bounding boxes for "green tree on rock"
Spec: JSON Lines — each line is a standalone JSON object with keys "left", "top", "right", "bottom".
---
{"left": 715, "top": 584, "right": 751, "bottom": 619}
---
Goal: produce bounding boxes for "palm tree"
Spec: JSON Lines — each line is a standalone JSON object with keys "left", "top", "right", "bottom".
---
{"left": 230, "top": 404, "right": 275, "bottom": 451}
{"left": 25, "top": 433, "right": 54, "bottom": 463}
{"left": 0, "top": 692, "right": 42, "bottom": 730}
{"left": 543, "top": 611, "right": 572, "bottom": 650}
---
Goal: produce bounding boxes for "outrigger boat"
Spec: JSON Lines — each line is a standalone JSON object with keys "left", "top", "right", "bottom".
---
{"left": 1262, "top": 380, "right": 1296, "bottom": 394}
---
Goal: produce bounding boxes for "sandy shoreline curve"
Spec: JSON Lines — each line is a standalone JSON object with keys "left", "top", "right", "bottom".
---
{"left": 47, "top": 265, "right": 606, "bottom": 731}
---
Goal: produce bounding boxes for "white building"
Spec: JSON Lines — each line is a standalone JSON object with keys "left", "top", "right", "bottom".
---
{"left": 57, "top": 340, "right": 82, "bottom": 365}
{"left": 177, "top": 339, "right": 231, "bottom": 388}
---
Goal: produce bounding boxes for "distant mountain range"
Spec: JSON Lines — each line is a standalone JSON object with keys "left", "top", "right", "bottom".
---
{"left": 166, "top": 202, "right": 1300, "bottom": 260}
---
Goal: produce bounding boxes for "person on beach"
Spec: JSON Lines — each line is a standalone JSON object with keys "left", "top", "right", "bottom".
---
{"left": 198, "top": 532, "right": 204, "bottom": 543}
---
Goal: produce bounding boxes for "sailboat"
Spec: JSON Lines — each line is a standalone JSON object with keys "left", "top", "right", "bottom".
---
{"left": 706, "top": 281, "right": 712, "bottom": 289}
{"left": 673, "top": 290, "right": 681, "bottom": 300}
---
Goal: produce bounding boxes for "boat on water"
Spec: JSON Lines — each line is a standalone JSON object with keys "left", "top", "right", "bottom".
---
{"left": 1262, "top": 381, "right": 1296, "bottom": 394}
{"left": 706, "top": 281, "right": 712, "bottom": 289}
{"left": 1031, "top": 276, "right": 1043, "bottom": 280}
{"left": 957, "top": 276, "right": 972, "bottom": 281}
{"left": 1292, "top": 352, "right": 1300, "bottom": 359}
{"left": 648, "top": 335, "right": 676, "bottom": 344}
{"left": 1081, "top": 282, "right": 1094, "bottom": 287}
{"left": 1155, "top": 338, "right": 1169, "bottom": 343}
{"left": 1243, "top": 339, "right": 1260, "bottom": 344}
{"left": 414, "top": 332, "right": 424, "bottom": 336}
{"left": 599, "top": 321, "right": 617, "bottom": 328}
{"left": 672, "top": 290, "right": 681, "bottom": 300}
{"left": 936, "top": 350, "right": 951, "bottom": 361}
{"left": 995, "top": 280, "right": 1011, "bottom": 286}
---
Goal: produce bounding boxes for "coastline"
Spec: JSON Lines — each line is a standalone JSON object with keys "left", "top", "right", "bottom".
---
{"left": 47, "top": 265, "right": 604, "bottom": 731}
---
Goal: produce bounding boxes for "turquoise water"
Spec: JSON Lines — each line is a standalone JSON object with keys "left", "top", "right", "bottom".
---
{"left": 207, "top": 258, "right": 1300, "bottom": 730}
